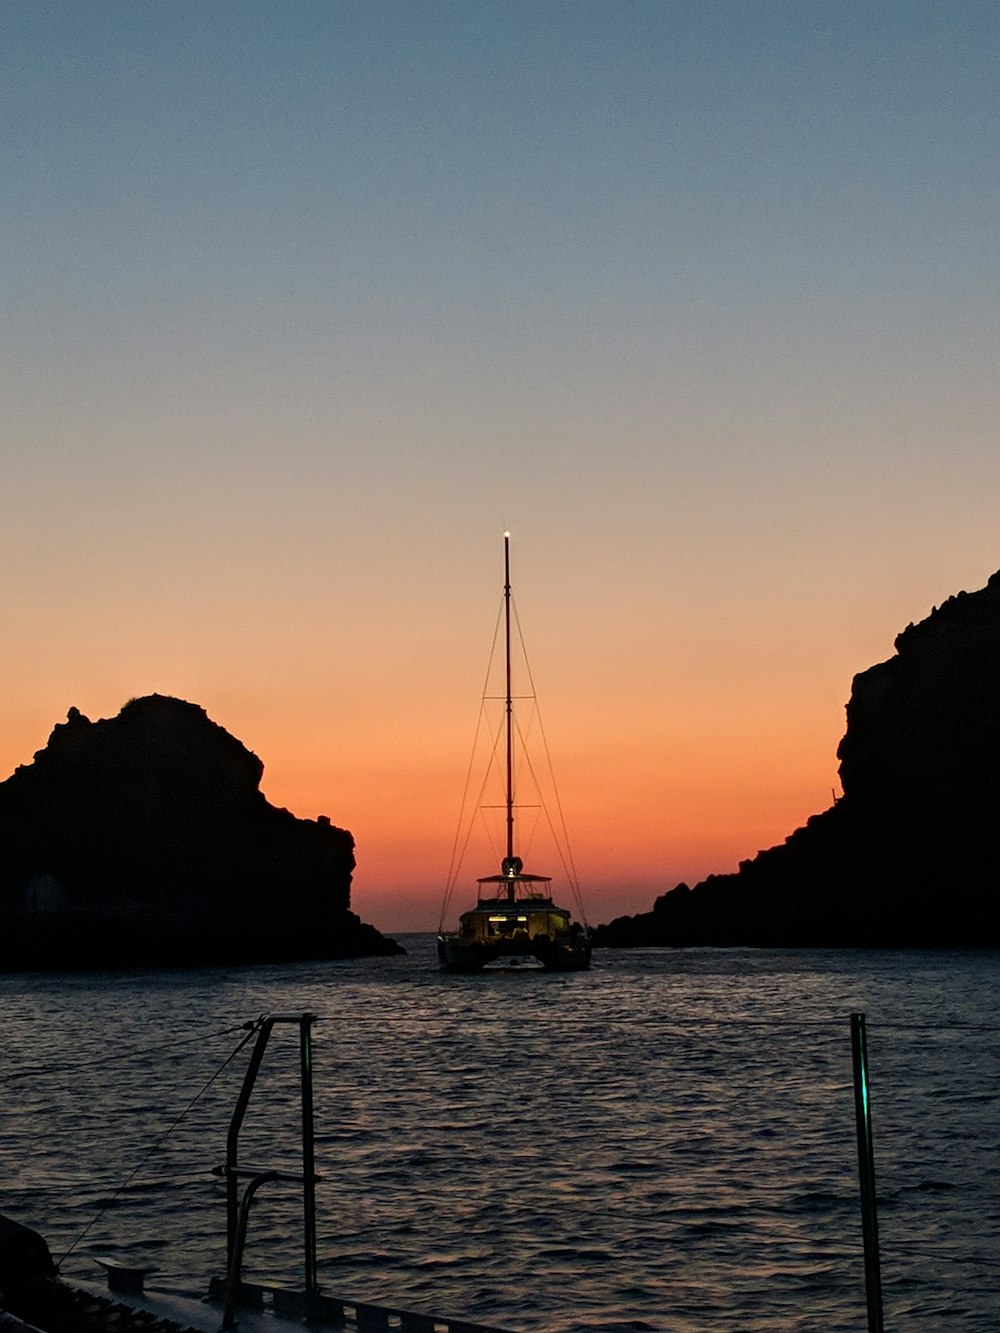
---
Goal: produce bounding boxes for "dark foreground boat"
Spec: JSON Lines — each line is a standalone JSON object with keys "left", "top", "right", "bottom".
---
{"left": 437, "top": 534, "right": 591, "bottom": 973}
{"left": 0, "top": 1013, "right": 507, "bottom": 1333}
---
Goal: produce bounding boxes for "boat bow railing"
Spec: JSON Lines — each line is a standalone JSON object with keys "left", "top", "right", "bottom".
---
{"left": 210, "top": 1012, "right": 319, "bottom": 1327}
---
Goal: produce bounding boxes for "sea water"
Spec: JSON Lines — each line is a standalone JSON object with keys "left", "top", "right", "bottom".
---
{"left": 1, "top": 939, "right": 998, "bottom": 1332}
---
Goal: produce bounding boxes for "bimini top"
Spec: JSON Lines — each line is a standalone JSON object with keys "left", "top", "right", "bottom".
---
{"left": 476, "top": 872, "right": 552, "bottom": 885}
{"left": 477, "top": 855, "right": 551, "bottom": 886}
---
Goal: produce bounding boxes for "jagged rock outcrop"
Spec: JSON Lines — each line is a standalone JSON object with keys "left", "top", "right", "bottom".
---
{"left": 0, "top": 694, "right": 403, "bottom": 968}
{"left": 595, "top": 571, "right": 1000, "bottom": 947}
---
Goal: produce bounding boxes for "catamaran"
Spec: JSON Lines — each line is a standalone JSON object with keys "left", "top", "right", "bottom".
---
{"left": 437, "top": 534, "right": 591, "bottom": 973}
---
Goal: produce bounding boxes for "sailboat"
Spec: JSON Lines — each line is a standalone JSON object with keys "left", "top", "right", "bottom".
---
{"left": 436, "top": 534, "right": 591, "bottom": 973}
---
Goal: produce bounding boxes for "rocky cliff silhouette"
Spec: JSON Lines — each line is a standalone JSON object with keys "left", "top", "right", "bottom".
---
{"left": 595, "top": 570, "right": 1000, "bottom": 948}
{"left": 0, "top": 694, "right": 403, "bottom": 968}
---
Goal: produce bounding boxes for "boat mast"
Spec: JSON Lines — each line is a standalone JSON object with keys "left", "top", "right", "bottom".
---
{"left": 504, "top": 531, "right": 514, "bottom": 875}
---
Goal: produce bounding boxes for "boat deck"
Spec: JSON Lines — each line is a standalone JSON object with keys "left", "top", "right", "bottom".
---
{"left": 2, "top": 1276, "right": 511, "bottom": 1333}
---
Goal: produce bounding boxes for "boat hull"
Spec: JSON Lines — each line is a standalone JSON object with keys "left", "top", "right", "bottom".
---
{"left": 437, "top": 932, "right": 591, "bottom": 974}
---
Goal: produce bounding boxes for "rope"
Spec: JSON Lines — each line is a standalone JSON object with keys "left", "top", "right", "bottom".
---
{"left": 54, "top": 1018, "right": 262, "bottom": 1271}
{"left": 4, "top": 1021, "right": 257, "bottom": 1082}
{"left": 898, "top": 1246, "right": 1000, "bottom": 1270}
{"left": 510, "top": 598, "right": 588, "bottom": 924}
{"left": 187, "top": 1012, "right": 1000, "bottom": 1040}
{"left": 440, "top": 597, "right": 508, "bottom": 929}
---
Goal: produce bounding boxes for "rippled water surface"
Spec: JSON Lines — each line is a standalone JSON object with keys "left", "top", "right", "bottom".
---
{"left": 1, "top": 940, "right": 998, "bottom": 1331}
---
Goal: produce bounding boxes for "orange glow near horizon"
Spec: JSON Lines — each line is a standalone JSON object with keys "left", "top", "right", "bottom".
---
{"left": 209, "top": 661, "right": 849, "bottom": 934}
{"left": 0, "top": 636, "right": 852, "bottom": 938}
{"left": 4, "top": 528, "right": 996, "bottom": 939}
{"left": 0, "top": 536, "right": 987, "bottom": 940}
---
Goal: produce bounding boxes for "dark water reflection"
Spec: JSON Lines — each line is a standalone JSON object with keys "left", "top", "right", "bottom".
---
{"left": 1, "top": 940, "right": 998, "bottom": 1331}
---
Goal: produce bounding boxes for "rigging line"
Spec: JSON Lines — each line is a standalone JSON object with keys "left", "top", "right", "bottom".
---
{"left": 903, "top": 1249, "right": 1000, "bottom": 1270}
{"left": 864, "top": 1020, "right": 1000, "bottom": 1034}
{"left": 515, "top": 735, "right": 576, "bottom": 887}
{"left": 440, "top": 703, "right": 489, "bottom": 924}
{"left": 512, "top": 611, "right": 572, "bottom": 854}
{"left": 442, "top": 762, "right": 496, "bottom": 923}
{"left": 55, "top": 1017, "right": 263, "bottom": 1272}
{"left": 440, "top": 600, "right": 505, "bottom": 926}
{"left": 441, "top": 705, "right": 506, "bottom": 921}
{"left": 111, "top": 1169, "right": 221, "bottom": 1186}
{"left": 21, "top": 1171, "right": 215, "bottom": 1196}
{"left": 3, "top": 1020, "right": 258, "bottom": 1083}
{"left": 471, "top": 708, "right": 510, "bottom": 870}
{"left": 510, "top": 600, "right": 587, "bottom": 922}
{"left": 222, "top": 1011, "right": 1000, "bottom": 1048}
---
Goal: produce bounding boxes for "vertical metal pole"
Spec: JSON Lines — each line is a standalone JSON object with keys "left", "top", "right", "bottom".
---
{"left": 300, "top": 1013, "right": 318, "bottom": 1295}
{"left": 503, "top": 530, "right": 514, "bottom": 874}
{"left": 850, "top": 1012, "right": 884, "bottom": 1333}
{"left": 225, "top": 1017, "right": 275, "bottom": 1272}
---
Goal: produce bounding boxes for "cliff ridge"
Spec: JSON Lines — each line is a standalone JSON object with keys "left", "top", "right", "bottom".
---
{"left": 0, "top": 694, "right": 402, "bottom": 968}
{"left": 595, "top": 570, "right": 1000, "bottom": 947}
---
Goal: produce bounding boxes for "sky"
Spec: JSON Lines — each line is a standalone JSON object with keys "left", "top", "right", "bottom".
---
{"left": 3, "top": 2, "right": 1000, "bottom": 934}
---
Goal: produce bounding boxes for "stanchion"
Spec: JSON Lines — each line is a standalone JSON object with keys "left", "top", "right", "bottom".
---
{"left": 850, "top": 1011, "right": 884, "bottom": 1333}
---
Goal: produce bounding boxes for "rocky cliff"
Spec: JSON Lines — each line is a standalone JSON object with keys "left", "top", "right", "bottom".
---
{"left": 595, "top": 570, "right": 1000, "bottom": 948}
{"left": 0, "top": 694, "right": 403, "bottom": 968}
